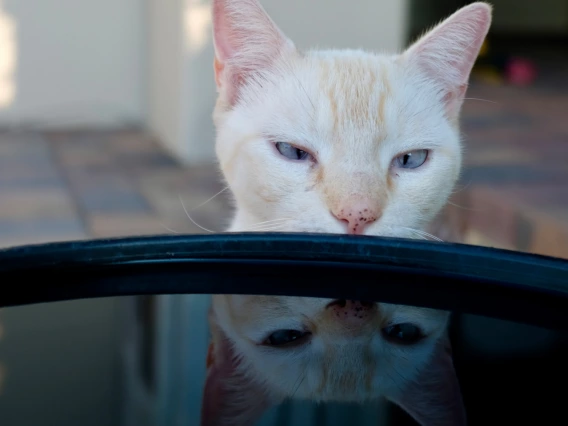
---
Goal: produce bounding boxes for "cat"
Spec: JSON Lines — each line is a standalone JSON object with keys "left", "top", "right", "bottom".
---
{"left": 202, "top": 1, "right": 491, "bottom": 425}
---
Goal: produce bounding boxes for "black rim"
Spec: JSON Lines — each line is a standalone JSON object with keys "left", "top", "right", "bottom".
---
{"left": 1, "top": 233, "right": 567, "bottom": 330}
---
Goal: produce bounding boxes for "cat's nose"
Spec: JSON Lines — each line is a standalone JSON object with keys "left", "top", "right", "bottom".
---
{"left": 331, "top": 197, "right": 381, "bottom": 235}
{"left": 326, "top": 299, "right": 376, "bottom": 325}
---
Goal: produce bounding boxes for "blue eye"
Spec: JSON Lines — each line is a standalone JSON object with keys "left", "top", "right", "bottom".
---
{"left": 381, "top": 323, "right": 424, "bottom": 345}
{"left": 275, "top": 142, "right": 312, "bottom": 161}
{"left": 395, "top": 149, "right": 428, "bottom": 169}
{"left": 264, "top": 329, "right": 311, "bottom": 346}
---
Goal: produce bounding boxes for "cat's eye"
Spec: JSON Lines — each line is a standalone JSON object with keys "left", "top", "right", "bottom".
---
{"left": 394, "top": 149, "right": 428, "bottom": 169}
{"left": 264, "top": 329, "right": 311, "bottom": 346}
{"left": 382, "top": 323, "right": 424, "bottom": 345}
{"left": 274, "top": 142, "right": 313, "bottom": 161}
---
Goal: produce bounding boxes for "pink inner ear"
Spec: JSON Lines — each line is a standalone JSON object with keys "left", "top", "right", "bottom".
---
{"left": 212, "top": 0, "right": 235, "bottom": 62}
{"left": 388, "top": 339, "right": 466, "bottom": 426}
{"left": 408, "top": 3, "right": 491, "bottom": 85}
{"left": 201, "top": 336, "right": 275, "bottom": 426}
{"left": 211, "top": 0, "right": 294, "bottom": 104}
{"left": 404, "top": 2, "right": 491, "bottom": 118}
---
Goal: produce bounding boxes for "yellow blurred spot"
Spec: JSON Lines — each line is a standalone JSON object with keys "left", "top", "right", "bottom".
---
{"left": 478, "top": 39, "right": 489, "bottom": 58}
{"left": 0, "top": 2, "right": 16, "bottom": 108}
{"left": 184, "top": 0, "right": 212, "bottom": 53}
{"left": 473, "top": 66, "right": 504, "bottom": 85}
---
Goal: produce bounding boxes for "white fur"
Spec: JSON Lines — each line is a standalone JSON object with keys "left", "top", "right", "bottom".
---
{"left": 213, "top": 295, "right": 450, "bottom": 402}
{"left": 206, "top": 0, "right": 491, "bottom": 422}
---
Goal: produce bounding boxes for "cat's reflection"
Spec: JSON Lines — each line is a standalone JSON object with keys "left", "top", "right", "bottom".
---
{"left": 204, "top": 296, "right": 462, "bottom": 426}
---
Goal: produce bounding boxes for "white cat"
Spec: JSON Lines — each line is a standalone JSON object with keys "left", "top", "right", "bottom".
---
{"left": 203, "top": 1, "right": 491, "bottom": 425}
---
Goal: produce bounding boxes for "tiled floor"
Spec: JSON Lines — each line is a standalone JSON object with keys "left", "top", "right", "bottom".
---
{"left": 0, "top": 82, "right": 566, "bottom": 259}
{"left": 0, "top": 129, "right": 231, "bottom": 248}
{"left": 455, "top": 81, "right": 568, "bottom": 258}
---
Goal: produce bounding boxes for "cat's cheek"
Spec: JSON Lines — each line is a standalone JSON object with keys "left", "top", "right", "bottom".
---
{"left": 386, "top": 338, "right": 466, "bottom": 426}
{"left": 201, "top": 330, "right": 280, "bottom": 426}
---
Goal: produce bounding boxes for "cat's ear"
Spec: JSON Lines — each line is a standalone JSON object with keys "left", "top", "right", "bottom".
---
{"left": 388, "top": 337, "right": 466, "bottom": 426}
{"left": 403, "top": 2, "right": 492, "bottom": 120}
{"left": 201, "top": 326, "right": 277, "bottom": 426}
{"left": 212, "top": 0, "right": 296, "bottom": 105}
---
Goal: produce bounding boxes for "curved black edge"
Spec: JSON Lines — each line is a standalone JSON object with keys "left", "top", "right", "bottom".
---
{"left": 1, "top": 233, "right": 568, "bottom": 330}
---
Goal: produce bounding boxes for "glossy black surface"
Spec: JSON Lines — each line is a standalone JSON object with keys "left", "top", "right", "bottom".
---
{"left": 1, "top": 234, "right": 568, "bottom": 425}
{"left": 0, "top": 233, "right": 567, "bottom": 330}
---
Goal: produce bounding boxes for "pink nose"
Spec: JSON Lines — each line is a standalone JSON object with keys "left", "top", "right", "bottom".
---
{"left": 327, "top": 299, "right": 376, "bottom": 324}
{"left": 332, "top": 197, "right": 380, "bottom": 235}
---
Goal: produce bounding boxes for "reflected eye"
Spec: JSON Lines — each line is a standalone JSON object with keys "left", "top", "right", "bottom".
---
{"left": 394, "top": 149, "right": 428, "bottom": 169}
{"left": 382, "top": 323, "right": 424, "bottom": 345}
{"left": 275, "top": 142, "right": 312, "bottom": 161}
{"left": 264, "top": 329, "right": 311, "bottom": 346}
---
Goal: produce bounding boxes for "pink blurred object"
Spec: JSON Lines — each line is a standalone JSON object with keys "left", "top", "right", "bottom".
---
{"left": 505, "top": 58, "right": 537, "bottom": 86}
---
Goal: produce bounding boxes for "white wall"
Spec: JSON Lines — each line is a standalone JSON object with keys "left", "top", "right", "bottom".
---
{"left": 0, "top": 0, "right": 145, "bottom": 128}
{"left": 148, "top": 0, "right": 410, "bottom": 164}
{"left": 148, "top": 0, "right": 185, "bottom": 160}
{"left": 0, "top": 0, "right": 409, "bottom": 157}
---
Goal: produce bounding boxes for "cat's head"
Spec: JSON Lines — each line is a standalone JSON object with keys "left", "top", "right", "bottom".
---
{"left": 212, "top": 0, "right": 490, "bottom": 238}
{"left": 204, "top": 1, "right": 491, "bottom": 425}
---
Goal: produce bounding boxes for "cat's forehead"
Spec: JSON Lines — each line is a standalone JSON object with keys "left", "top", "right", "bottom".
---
{"left": 309, "top": 52, "right": 394, "bottom": 145}
{"left": 313, "top": 52, "right": 393, "bottom": 115}
{"left": 239, "top": 49, "right": 439, "bottom": 150}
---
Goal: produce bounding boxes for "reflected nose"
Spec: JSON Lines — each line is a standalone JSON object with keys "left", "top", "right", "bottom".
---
{"left": 331, "top": 196, "right": 381, "bottom": 235}
{"left": 326, "top": 299, "right": 376, "bottom": 325}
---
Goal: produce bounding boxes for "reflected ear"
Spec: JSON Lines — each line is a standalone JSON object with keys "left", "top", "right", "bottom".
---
{"left": 388, "top": 337, "right": 466, "bottom": 426}
{"left": 201, "top": 323, "right": 277, "bottom": 426}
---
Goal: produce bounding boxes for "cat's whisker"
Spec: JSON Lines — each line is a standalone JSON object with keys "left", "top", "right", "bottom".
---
{"left": 246, "top": 223, "right": 290, "bottom": 232}
{"left": 282, "top": 60, "right": 316, "bottom": 113}
{"left": 290, "top": 367, "right": 307, "bottom": 398}
{"left": 391, "top": 225, "right": 443, "bottom": 242}
{"left": 245, "top": 218, "right": 293, "bottom": 232}
{"left": 409, "top": 93, "right": 498, "bottom": 121}
{"left": 405, "top": 227, "right": 444, "bottom": 242}
{"left": 179, "top": 195, "right": 216, "bottom": 233}
{"left": 412, "top": 229, "right": 443, "bottom": 242}
{"left": 385, "top": 369, "right": 405, "bottom": 395}
{"left": 446, "top": 200, "right": 483, "bottom": 212}
{"left": 463, "top": 97, "right": 499, "bottom": 104}
{"left": 406, "top": 229, "right": 429, "bottom": 241}
{"left": 246, "top": 226, "right": 288, "bottom": 232}
{"left": 188, "top": 186, "right": 230, "bottom": 211}
{"left": 451, "top": 180, "right": 472, "bottom": 194}
{"left": 160, "top": 223, "right": 183, "bottom": 234}
{"left": 248, "top": 218, "right": 292, "bottom": 227}
{"left": 174, "top": 187, "right": 229, "bottom": 234}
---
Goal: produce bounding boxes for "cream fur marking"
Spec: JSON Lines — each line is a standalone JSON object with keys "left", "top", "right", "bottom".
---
{"left": 203, "top": 1, "right": 492, "bottom": 425}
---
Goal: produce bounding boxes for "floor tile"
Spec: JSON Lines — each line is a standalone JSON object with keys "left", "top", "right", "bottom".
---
{"left": 0, "top": 189, "right": 78, "bottom": 220}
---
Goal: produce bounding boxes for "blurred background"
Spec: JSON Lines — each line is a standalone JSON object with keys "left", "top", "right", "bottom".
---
{"left": 0, "top": 0, "right": 566, "bottom": 425}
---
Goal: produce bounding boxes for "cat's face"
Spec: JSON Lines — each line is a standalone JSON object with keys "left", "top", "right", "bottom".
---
{"left": 212, "top": 295, "right": 450, "bottom": 402}
{"left": 203, "top": 1, "right": 491, "bottom": 425}
{"left": 216, "top": 50, "right": 461, "bottom": 237}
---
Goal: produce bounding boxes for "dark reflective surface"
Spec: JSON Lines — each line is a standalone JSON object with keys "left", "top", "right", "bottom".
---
{"left": 0, "top": 295, "right": 566, "bottom": 426}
